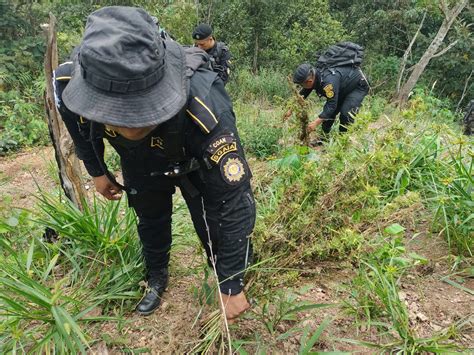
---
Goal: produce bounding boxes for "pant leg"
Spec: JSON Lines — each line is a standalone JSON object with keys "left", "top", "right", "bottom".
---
{"left": 127, "top": 187, "right": 175, "bottom": 274}
{"left": 338, "top": 84, "right": 368, "bottom": 132}
{"left": 179, "top": 171, "right": 255, "bottom": 295}
{"left": 212, "top": 185, "right": 255, "bottom": 295}
{"left": 178, "top": 173, "right": 217, "bottom": 265}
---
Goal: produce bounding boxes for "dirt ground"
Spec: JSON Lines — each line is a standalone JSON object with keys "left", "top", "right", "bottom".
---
{"left": 0, "top": 146, "right": 472, "bottom": 353}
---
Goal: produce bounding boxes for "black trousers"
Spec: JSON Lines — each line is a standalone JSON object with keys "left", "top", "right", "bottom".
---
{"left": 322, "top": 83, "right": 368, "bottom": 134}
{"left": 127, "top": 170, "right": 256, "bottom": 295}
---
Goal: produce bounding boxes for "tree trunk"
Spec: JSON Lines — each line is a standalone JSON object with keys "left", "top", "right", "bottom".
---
{"left": 43, "top": 13, "right": 88, "bottom": 209}
{"left": 395, "top": 0, "right": 468, "bottom": 105}
{"left": 252, "top": 33, "right": 259, "bottom": 74}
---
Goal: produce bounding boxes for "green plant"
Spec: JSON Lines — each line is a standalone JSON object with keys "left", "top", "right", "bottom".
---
{"left": 430, "top": 138, "right": 473, "bottom": 256}
{"left": 341, "top": 261, "right": 467, "bottom": 353}
{"left": 299, "top": 318, "right": 343, "bottom": 355}
{"left": 0, "top": 237, "right": 90, "bottom": 354}
{"left": 344, "top": 224, "right": 427, "bottom": 323}
{"left": 0, "top": 88, "right": 48, "bottom": 154}
{"left": 341, "top": 225, "right": 466, "bottom": 353}
{"left": 253, "top": 287, "right": 331, "bottom": 336}
{"left": 234, "top": 99, "right": 286, "bottom": 159}
{"left": 228, "top": 67, "right": 292, "bottom": 104}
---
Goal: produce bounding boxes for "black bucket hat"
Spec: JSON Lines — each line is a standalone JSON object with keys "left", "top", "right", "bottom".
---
{"left": 293, "top": 63, "right": 313, "bottom": 84}
{"left": 63, "top": 6, "right": 187, "bottom": 128}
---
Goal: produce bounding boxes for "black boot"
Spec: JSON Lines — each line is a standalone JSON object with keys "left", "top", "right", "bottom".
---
{"left": 136, "top": 268, "right": 169, "bottom": 316}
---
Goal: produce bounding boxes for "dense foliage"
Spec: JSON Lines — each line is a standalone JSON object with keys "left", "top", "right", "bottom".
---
{"left": 0, "top": 1, "right": 473, "bottom": 353}
{"left": 0, "top": 0, "right": 472, "bottom": 153}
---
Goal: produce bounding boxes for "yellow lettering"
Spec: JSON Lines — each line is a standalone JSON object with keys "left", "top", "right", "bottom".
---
{"left": 212, "top": 138, "right": 226, "bottom": 148}
{"left": 210, "top": 142, "right": 237, "bottom": 163}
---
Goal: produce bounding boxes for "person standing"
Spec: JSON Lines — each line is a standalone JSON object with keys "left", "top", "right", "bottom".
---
{"left": 192, "top": 23, "right": 231, "bottom": 85}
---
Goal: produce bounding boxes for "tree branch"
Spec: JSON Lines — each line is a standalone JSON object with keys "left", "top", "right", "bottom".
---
{"left": 432, "top": 39, "right": 459, "bottom": 58}
{"left": 397, "top": 12, "right": 426, "bottom": 93}
{"left": 456, "top": 69, "right": 473, "bottom": 112}
{"left": 439, "top": 0, "right": 450, "bottom": 20}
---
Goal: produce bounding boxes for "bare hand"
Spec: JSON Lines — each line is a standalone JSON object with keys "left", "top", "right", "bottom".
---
{"left": 220, "top": 291, "right": 250, "bottom": 323}
{"left": 92, "top": 175, "right": 122, "bottom": 200}
{"left": 307, "top": 119, "right": 321, "bottom": 133}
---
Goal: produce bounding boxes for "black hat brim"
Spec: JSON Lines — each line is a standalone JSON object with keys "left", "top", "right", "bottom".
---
{"left": 62, "top": 41, "right": 188, "bottom": 128}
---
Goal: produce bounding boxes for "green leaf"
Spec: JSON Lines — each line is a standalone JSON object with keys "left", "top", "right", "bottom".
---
{"left": 299, "top": 318, "right": 332, "bottom": 354}
{"left": 384, "top": 223, "right": 405, "bottom": 235}
{"left": 26, "top": 238, "right": 35, "bottom": 272}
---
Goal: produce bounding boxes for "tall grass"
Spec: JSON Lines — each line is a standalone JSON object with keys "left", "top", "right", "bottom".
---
{"left": 227, "top": 67, "right": 292, "bottom": 104}
{"left": 0, "top": 191, "right": 144, "bottom": 352}
{"left": 0, "top": 237, "right": 91, "bottom": 353}
{"left": 341, "top": 224, "right": 467, "bottom": 353}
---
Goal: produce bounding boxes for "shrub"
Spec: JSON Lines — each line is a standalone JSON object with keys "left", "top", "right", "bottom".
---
{"left": 227, "top": 67, "right": 291, "bottom": 104}
{"left": 0, "top": 89, "right": 48, "bottom": 155}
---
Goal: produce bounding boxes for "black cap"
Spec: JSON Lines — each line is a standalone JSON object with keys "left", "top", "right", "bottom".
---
{"left": 293, "top": 63, "right": 313, "bottom": 84}
{"left": 192, "top": 24, "right": 212, "bottom": 40}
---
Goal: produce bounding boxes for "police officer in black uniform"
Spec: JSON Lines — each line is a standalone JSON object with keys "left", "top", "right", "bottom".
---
{"left": 292, "top": 63, "right": 369, "bottom": 141}
{"left": 53, "top": 7, "right": 255, "bottom": 321}
{"left": 192, "top": 24, "right": 231, "bottom": 85}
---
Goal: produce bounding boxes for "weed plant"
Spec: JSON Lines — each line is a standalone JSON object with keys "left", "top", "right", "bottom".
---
{"left": 252, "top": 92, "right": 473, "bottom": 274}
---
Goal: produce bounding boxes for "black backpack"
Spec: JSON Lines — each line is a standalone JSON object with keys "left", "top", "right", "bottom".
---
{"left": 316, "top": 42, "right": 364, "bottom": 69}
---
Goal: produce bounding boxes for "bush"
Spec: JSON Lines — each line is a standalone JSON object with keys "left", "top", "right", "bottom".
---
{"left": 227, "top": 67, "right": 292, "bottom": 104}
{"left": 235, "top": 101, "right": 284, "bottom": 159}
{"left": 0, "top": 89, "right": 48, "bottom": 155}
{"left": 252, "top": 91, "right": 472, "bottom": 270}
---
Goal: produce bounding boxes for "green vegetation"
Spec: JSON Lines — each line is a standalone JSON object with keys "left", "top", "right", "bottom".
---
{"left": 1, "top": 0, "right": 473, "bottom": 353}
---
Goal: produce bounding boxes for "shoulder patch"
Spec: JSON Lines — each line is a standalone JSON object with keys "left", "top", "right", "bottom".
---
{"left": 220, "top": 153, "right": 248, "bottom": 186}
{"left": 206, "top": 134, "right": 237, "bottom": 164}
{"left": 323, "top": 84, "right": 334, "bottom": 99}
{"left": 186, "top": 96, "right": 219, "bottom": 134}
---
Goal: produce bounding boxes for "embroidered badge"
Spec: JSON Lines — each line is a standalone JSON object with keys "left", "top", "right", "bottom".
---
{"left": 207, "top": 135, "right": 237, "bottom": 164}
{"left": 220, "top": 153, "right": 246, "bottom": 185}
{"left": 150, "top": 136, "right": 164, "bottom": 149}
{"left": 323, "top": 84, "right": 334, "bottom": 99}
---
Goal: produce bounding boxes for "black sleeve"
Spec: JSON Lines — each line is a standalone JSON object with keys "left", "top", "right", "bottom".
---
{"left": 319, "top": 73, "right": 341, "bottom": 119}
{"left": 53, "top": 75, "right": 104, "bottom": 177}
{"left": 299, "top": 87, "right": 313, "bottom": 99}
{"left": 218, "top": 48, "right": 231, "bottom": 84}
